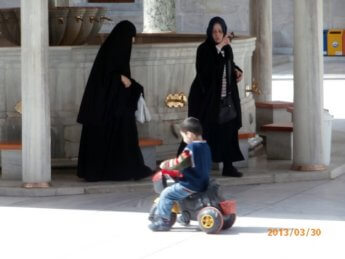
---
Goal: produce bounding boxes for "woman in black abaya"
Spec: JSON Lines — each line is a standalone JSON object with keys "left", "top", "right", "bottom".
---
{"left": 77, "top": 20, "right": 152, "bottom": 181}
{"left": 179, "top": 17, "right": 244, "bottom": 177}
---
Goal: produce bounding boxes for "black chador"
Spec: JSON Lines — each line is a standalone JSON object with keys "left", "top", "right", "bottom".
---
{"left": 77, "top": 21, "right": 151, "bottom": 181}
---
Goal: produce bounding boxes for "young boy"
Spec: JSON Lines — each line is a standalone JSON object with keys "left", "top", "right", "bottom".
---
{"left": 149, "top": 117, "right": 212, "bottom": 231}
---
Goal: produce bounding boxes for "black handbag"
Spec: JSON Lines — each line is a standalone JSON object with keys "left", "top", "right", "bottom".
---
{"left": 218, "top": 94, "right": 237, "bottom": 124}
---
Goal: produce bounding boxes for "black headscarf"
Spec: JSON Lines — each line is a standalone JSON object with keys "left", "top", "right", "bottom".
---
{"left": 206, "top": 16, "right": 227, "bottom": 45}
{"left": 77, "top": 20, "right": 137, "bottom": 125}
{"left": 96, "top": 20, "right": 136, "bottom": 78}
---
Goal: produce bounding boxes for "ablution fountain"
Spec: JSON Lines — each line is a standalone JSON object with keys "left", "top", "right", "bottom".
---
{"left": 0, "top": 0, "right": 256, "bottom": 164}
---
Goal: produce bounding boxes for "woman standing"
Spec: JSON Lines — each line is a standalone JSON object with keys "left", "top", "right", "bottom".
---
{"left": 77, "top": 20, "right": 152, "bottom": 181}
{"left": 184, "top": 17, "right": 244, "bottom": 177}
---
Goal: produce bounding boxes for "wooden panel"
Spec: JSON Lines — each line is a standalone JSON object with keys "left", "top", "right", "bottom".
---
{"left": 261, "top": 122, "right": 293, "bottom": 132}
{"left": 0, "top": 139, "right": 162, "bottom": 150}
{"left": 139, "top": 138, "right": 163, "bottom": 147}
{"left": 238, "top": 132, "right": 256, "bottom": 139}
{"left": 0, "top": 142, "right": 22, "bottom": 150}
{"left": 255, "top": 101, "right": 294, "bottom": 109}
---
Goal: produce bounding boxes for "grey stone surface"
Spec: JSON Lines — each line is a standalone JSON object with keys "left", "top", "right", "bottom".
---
{"left": 64, "top": 125, "right": 82, "bottom": 143}
{"left": 233, "top": 139, "right": 250, "bottom": 168}
{"left": 1, "top": 150, "right": 22, "bottom": 180}
{"left": 4, "top": 64, "right": 21, "bottom": 111}
{"left": 264, "top": 131, "right": 292, "bottom": 160}
{"left": 0, "top": 64, "right": 5, "bottom": 113}
{"left": 51, "top": 125, "right": 65, "bottom": 158}
{"left": 141, "top": 146, "right": 157, "bottom": 171}
{"left": 64, "top": 142, "right": 80, "bottom": 159}
{"left": 0, "top": 117, "right": 21, "bottom": 141}
{"left": 256, "top": 109, "right": 273, "bottom": 131}
{"left": 272, "top": 0, "right": 294, "bottom": 50}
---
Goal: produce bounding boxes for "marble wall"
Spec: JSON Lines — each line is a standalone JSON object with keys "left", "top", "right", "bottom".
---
{"left": 0, "top": 0, "right": 344, "bottom": 51}
{"left": 69, "top": 0, "right": 144, "bottom": 33}
{"left": 175, "top": 0, "right": 250, "bottom": 35}
{"left": 0, "top": 38, "right": 256, "bottom": 161}
{"left": 143, "top": 0, "right": 175, "bottom": 32}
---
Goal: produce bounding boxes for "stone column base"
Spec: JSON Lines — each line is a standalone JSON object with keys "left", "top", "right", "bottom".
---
{"left": 22, "top": 182, "right": 51, "bottom": 188}
{"left": 291, "top": 164, "right": 327, "bottom": 171}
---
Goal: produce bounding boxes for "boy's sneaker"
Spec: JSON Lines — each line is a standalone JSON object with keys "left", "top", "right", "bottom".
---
{"left": 148, "top": 217, "right": 171, "bottom": 232}
{"left": 177, "top": 213, "right": 190, "bottom": 226}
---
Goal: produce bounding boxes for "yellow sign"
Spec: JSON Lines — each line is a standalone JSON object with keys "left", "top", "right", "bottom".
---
{"left": 165, "top": 93, "right": 187, "bottom": 108}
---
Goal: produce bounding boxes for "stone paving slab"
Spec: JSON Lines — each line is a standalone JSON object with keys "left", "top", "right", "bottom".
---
{"left": 0, "top": 164, "right": 343, "bottom": 197}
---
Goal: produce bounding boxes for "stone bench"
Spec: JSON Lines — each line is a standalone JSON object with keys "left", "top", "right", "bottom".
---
{"left": 233, "top": 132, "right": 256, "bottom": 168}
{"left": 256, "top": 101, "right": 293, "bottom": 131}
{"left": 0, "top": 138, "right": 163, "bottom": 180}
{"left": 138, "top": 138, "right": 163, "bottom": 170}
{"left": 0, "top": 142, "right": 22, "bottom": 180}
{"left": 261, "top": 122, "right": 293, "bottom": 160}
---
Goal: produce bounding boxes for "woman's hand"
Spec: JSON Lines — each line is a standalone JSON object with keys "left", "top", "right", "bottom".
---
{"left": 216, "top": 33, "right": 231, "bottom": 49}
{"left": 235, "top": 69, "right": 243, "bottom": 83}
{"left": 121, "top": 75, "right": 132, "bottom": 88}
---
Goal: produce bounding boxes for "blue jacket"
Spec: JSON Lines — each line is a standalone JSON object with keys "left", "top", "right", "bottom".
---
{"left": 179, "top": 141, "right": 212, "bottom": 192}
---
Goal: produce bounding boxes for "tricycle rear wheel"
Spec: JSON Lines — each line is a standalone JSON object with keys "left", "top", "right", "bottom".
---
{"left": 197, "top": 207, "right": 224, "bottom": 234}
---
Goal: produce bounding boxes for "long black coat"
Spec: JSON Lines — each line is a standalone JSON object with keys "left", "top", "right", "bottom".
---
{"left": 76, "top": 21, "right": 151, "bottom": 181}
{"left": 187, "top": 40, "right": 244, "bottom": 163}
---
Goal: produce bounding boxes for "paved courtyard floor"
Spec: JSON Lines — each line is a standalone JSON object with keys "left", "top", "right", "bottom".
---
{"left": 1, "top": 173, "right": 345, "bottom": 259}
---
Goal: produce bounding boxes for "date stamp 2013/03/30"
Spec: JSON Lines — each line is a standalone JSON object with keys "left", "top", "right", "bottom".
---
{"left": 267, "top": 228, "right": 322, "bottom": 237}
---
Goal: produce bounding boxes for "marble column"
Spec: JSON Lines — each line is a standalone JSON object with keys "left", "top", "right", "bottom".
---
{"left": 21, "top": 0, "right": 51, "bottom": 187}
{"left": 143, "top": 0, "right": 176, "bottom": 33}
{"left": 250, "top": 0, "right": 272, "bottom": 101}
{"left": 292, "top": 0, "right": 325, "bottom": 171}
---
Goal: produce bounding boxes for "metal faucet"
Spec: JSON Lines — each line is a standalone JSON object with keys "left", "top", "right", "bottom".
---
{"left": 245, "top": 81, "right": 262, "bottom": 95}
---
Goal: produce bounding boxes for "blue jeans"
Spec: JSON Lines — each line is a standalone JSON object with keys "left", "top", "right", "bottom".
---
{"left": 156, "top": 183, "right": 195, "bottom": 220}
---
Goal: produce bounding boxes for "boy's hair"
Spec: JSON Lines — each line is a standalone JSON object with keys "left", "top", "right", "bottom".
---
{"left": 180, "top": 117, "right": 203, "bottom": 136}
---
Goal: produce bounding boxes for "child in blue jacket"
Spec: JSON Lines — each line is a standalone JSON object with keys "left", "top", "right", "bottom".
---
{"left": 149, "top": 117, "right": 212, "bottom": 231}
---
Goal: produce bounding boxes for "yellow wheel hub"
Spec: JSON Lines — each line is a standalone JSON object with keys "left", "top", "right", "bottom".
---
{"left": 201, "top": 215, "right": 214, "bottom": 229}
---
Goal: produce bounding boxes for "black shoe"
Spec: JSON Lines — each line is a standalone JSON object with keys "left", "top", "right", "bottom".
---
{"left": 222, "top": 165, "right": 243, "bottom": 177}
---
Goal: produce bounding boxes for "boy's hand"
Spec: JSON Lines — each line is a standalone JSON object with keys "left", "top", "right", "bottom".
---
{"left": 159, "top": 160, "right": 169, "bottom": 169}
